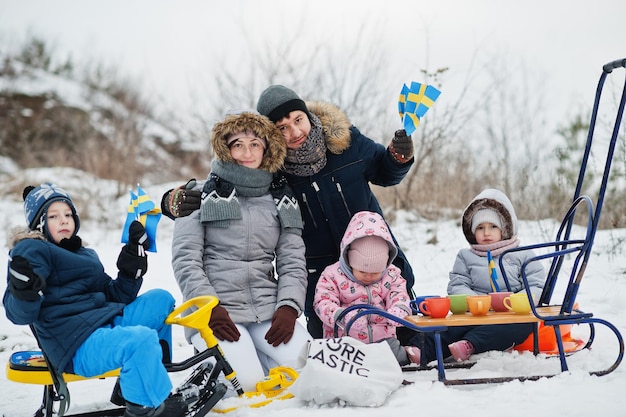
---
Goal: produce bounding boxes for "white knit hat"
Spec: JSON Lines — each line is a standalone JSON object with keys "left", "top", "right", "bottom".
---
{"left": 471, "top": 208, "right": 502, "bottom": 234}
{"left": 348, "top": 236, "right": 390, "bottom": 273}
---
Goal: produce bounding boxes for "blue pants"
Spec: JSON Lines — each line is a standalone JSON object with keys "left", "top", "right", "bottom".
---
{"left": 410, "top": 323, "right": 535, "bottom": 363}
{"left": 72, "top": 289, "right": 175, "bottom": 408}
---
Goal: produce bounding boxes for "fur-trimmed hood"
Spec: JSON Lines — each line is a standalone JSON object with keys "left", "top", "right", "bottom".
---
{"left": 211, "top": 112, "right": 286, "bottom": 173}
{"left": 6, "top": 227, "right": 47, "bottom": 250}
{"left": 339, "top": 211, "right": 398, "bottom": 271}
{"left": 307, "top": 101, "right": 352, "bottom": 154}
{"left": 462, "top": 189, "right": 518, "bottom": 244}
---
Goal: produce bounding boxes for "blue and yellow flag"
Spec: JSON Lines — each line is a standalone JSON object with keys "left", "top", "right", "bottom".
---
{"left": 135, "top": 185, "right": 155, "bottom": 215}
{"left": 121, "top": 189, "right": 138, "bottom": 244}
{"left": 398, "top": 81, "right": 441, "bottom": 136}
{"left": 121, "top": 185, "right": 161, "bottom": 252}
{"left": 487, "top": 250, "right": 501, "bottom": 292}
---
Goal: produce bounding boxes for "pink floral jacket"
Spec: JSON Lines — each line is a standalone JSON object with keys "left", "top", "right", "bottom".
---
{"left": 313, "top": 211, "right": 412, "bottom": 342}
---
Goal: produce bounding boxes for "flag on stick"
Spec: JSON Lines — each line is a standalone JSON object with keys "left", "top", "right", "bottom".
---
{"left": 398, "top": 81, "right": 441, "bottom": 136}
{"left": 487, "top": 250, "right": 501, "bottom": 292}
{"left": 121, "top": 185, "right": 161, "bottom": 252}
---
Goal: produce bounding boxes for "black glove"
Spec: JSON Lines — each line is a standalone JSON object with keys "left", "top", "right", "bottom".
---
{"left": 163, "top": 179, "right": 202, "bottom": 218}
{"left": 388, "top": 129, "right": 414, "bottom": 164}
{"left": 209, "top": 305, "right": 241, "bottom": 342}
{"left": 265, "top": 306, "right": 298, "bottom": 347}
{"left": 117, "top": 221, "right": 150, "bottom": 279}
{"left": 8, "top": 255, "right": 46, "bottom": 301}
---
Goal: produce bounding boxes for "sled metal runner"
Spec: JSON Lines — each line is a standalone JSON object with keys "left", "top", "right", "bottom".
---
{"left": 6, "top": 296, "right": 240, "bottom": 417}
{"left": 335, "top": 58, "right": 626, "bottom": 386}
{"left": 338, "top": 305, "right": 622, "bottom": 385}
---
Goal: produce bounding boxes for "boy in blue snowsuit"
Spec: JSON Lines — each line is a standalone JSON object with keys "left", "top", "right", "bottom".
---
{"left": 3, "top": 183, "right": 186, "bottom": 417}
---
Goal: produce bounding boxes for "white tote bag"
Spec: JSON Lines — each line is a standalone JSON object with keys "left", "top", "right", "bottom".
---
{"left": 289, "top": 337, "right": 404, "bottom": 407}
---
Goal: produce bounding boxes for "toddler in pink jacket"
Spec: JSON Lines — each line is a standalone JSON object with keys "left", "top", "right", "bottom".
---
{"left": 313, "top": 211, "right": 419, "bottom": 365}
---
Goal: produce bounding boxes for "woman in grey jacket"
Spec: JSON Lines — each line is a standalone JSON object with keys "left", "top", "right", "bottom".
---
{"left": 171, "top": 111, "right": 310, "bottom": 393}
{"left": 408, "top": 188, "right": 545, "bottom": 364}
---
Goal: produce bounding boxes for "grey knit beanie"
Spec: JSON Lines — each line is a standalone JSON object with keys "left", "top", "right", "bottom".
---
{"left": 471, "top": 208, "right": 502, "bottom": 234}
{"left": 257, "top": 85, "right": 311, "bottom": 123}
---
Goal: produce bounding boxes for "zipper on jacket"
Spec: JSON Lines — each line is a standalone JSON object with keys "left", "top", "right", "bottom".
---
{"left": 366, "top": 285, "right": 374, "bottom": 342}
{"left": 301, "top": 192, "right": 318, "bottom": 228}
{"left": 311, "top": 181, "right": 331, "bottom": 225}
{"left": 334, "top": 181, "right": 352, "bottom": 217}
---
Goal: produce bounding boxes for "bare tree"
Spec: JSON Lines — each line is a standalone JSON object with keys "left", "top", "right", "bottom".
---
{"left": 473, "top": 54, "right": 550, "bottom": 216}
{"left": 188, "top": 19, "right": 485, "bottom": 221}
{"left": 389, "top": 62, "right": 479, "bottom": 214}
{"left": 189, "top": 17, "right": 403, "bottom": 137}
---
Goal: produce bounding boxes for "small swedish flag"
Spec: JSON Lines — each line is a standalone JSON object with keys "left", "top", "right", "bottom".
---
{"left": 398, "top": 81, "right": 441, "bottom": 135}
{"left": 121, "top": 185, "right": 161, "bottom": 252}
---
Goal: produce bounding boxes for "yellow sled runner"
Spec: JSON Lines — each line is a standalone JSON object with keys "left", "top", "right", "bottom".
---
{"left": 212, "top": 367, "right": 298, "bottom": 413}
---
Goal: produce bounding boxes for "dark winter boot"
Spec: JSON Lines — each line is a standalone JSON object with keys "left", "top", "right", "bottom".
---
{"left": 123, "top": 402, "right": 161, "bottom": 417}
{"left": 157, "top": 395, "right": 188, "bottom": 417}
{"left": 124, "top": 395, "right": 188, "bottom": 417}
{"left": 160, "top": 340, "right": 172, "bottom": 364}
{"left": 110, "top": 378, "right": 125, "bottom": 406}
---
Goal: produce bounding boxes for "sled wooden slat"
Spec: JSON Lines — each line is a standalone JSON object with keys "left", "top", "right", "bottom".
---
{"left": 404, "top": 306, "right": 565, "bottom": 328}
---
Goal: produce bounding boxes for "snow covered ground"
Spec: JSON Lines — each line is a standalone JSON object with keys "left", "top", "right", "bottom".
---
{"left": 1, "top": 174, "right": 625, "bottom": 416}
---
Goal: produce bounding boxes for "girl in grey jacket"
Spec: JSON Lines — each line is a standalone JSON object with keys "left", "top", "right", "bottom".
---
{"left": 171, "top": 112, "right": 310, "bottom": 393}
{"left": 409, "top": 189, "right": 544, "bottom": 364}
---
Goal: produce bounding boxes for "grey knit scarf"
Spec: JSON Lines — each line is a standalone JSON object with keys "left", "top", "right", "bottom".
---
{"left": 200, "top": 160, "right": 303, "bottom": 231}
{"left": 470, "top": 235, "right": 520, "bottom": 257}
{"left": 283, "top": 113, "right": 327, "bottom": 177}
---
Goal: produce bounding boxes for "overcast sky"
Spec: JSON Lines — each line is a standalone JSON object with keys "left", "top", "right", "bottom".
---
{"left": 1, "top": 0, "right": 625, "bottom": 128}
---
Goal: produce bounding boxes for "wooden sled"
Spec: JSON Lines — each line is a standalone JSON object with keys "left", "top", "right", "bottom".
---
{"left": 337, "top": 301, "right": 622, "bottom": 385}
